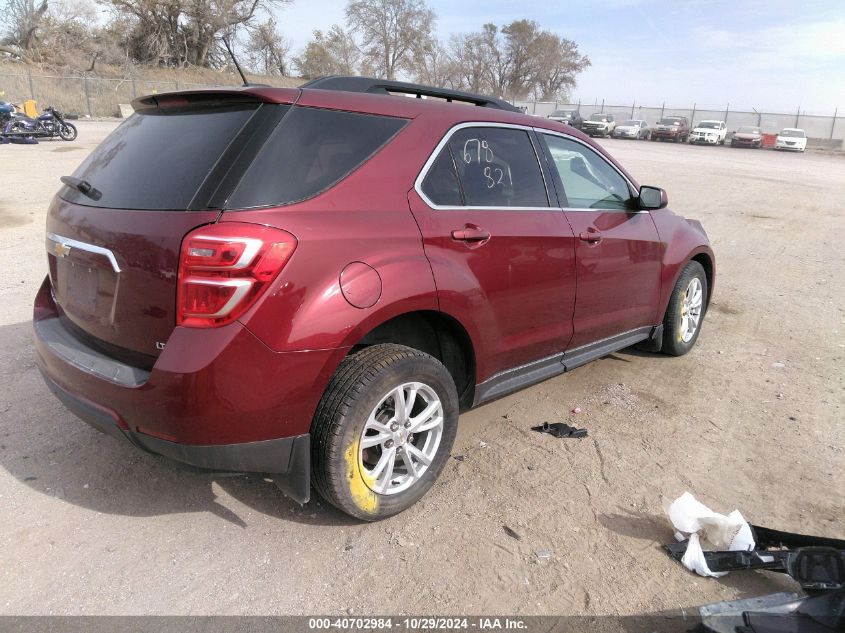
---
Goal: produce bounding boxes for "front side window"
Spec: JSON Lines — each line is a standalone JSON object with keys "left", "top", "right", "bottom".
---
{"left": 445, "top": 127, "right": 549, "bottom": 208}
{"left": 542, "top": 134, "right": 632, "bottom": 210}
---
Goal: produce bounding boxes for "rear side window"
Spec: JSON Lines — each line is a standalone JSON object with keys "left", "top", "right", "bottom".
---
{"left": 446, "top": 127, "right": 548, "bottom": 208}
{"left": 61, "top": 104, "right": 258, "bottom": 210}
{"left": 227, "top": 107, "right": 407, "bottom": 209}
{"left": 421, "top": 148, "right": 462, "bottom": 206}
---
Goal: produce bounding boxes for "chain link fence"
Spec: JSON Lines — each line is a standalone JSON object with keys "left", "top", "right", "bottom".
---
{"left": 0, "top": 71, "right": 300, "bottom": 118}
{"left": 1, "top": 72, "right": 841, "bottom": 144}
{"left": 514, "top": 99, "right": 843, "bottom": 143}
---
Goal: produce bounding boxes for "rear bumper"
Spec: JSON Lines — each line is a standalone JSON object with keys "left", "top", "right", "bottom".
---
{"left": 41, "top": 370, "right": 311, "bottom": 501}
{"left": 32, "top": 275, "right": 343, "bottom": 503}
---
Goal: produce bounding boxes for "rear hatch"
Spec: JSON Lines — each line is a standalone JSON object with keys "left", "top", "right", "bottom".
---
{"left": 46, "top": 91, "right": 293, "bottom": 363}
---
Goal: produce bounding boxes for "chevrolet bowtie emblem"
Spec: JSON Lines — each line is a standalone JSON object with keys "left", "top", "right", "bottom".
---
{"left": 53, "top": 241, "right": 72, "bottom": 257}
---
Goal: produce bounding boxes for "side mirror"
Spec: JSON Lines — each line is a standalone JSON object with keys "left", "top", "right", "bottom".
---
{"left": 639, "top": 185, "right": 668, "bottom": 210}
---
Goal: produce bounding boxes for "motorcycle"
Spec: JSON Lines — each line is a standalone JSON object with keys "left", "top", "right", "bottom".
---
{"left": 0, "top": 101, "right": 17, "bottom": 130}
{"left": 3, "top": 105, "right": 77, "bottom": 141}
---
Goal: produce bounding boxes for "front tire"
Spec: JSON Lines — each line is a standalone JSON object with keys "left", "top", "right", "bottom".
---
{"left": 311, "top": 344, "right": 459, "bottom": 521}
{"left": 59, "top": 123, "right": 77, "bottom": 141}
{"left": 662, "top": 261, "right": 708, "bottom": 356}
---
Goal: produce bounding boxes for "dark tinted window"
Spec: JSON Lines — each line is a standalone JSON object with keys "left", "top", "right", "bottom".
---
{"left": 228, "top": 107, "right": 406, "bottom": 209}
{"left": 421, "top": 148, "right": 462, "bottom": 206}
{"left": 447, "top": 128, "right": 548, "bottom": 208}
{"left": 61, "top": 105, "right": 257, "bottom": 210}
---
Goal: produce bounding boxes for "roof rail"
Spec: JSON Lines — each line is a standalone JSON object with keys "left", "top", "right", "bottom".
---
{"left": 299, "top": 76, "right": 521, "bottom": 113}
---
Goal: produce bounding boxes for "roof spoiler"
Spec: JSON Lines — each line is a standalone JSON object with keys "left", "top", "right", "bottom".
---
{"left": 300, "top": 76, "right": 521, "bottom": 113}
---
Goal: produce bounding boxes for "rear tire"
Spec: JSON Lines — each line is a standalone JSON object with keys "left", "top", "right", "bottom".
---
{"left": 311, "top": 344, "right": 459, "bottom": 521}
{"left": 662, "top": 261, "right": 708, "bottom": 356}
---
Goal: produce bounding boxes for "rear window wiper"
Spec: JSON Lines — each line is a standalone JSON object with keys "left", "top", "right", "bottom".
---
{"left": 60, "top": 176, "right": 102, "bottom": 201}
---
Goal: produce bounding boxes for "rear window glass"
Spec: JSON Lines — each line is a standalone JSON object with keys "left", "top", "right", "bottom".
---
{"left": 60, "top": 104, "right": 257, "bottom": 210}
{"left": 227, "top": 107, "right": 407, "bottom": 209}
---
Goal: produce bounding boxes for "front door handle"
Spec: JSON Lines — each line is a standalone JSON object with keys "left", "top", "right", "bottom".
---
{"left": 579, "top": 228, "right": 602, "bottom": 244}
{"left": 451, "top": 226, "right": 491, "bottom": 244}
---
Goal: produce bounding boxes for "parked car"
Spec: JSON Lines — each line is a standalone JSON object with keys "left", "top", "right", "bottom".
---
{"left": 689, "top": 120, "right": 727, "bottom": 145}
{"left": 730, "top": 126, "right": 763, "bottom": 148}
{"left": 652, "top": 116, "right": 690, "bottom": 142}
{"left": 774, "top": 128, "right": 807, "bottom": 152}
{"left": 34, "top": 76, "right": 714, "bottom": 521}
{"left": 581, "top": 112, "right": 616, "bottom": 137}
{"left": 547, "top": 109, "right": 583, "bottom": 129}
{"left": 612, "top": 119, "right": 650, "bottom": 140}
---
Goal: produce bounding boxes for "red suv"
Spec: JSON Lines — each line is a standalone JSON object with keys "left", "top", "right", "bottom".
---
{"left": 34, "top": 77, "right": 714, "bottom": 520}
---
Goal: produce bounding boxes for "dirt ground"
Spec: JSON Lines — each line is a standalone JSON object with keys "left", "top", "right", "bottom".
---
{"left": 0, "top": 122, "right": 842, "bottom": 616}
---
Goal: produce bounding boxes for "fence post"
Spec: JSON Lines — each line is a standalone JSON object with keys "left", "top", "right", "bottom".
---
{"left": 631, "top": 100, "right": 635, "bottom": 117}
{"left": 83, "top": 76, "right": 92, "bottom": 117}
{"left": 795, "top": 106, "right": 800, "bottom": 127}
{"left": 600, "top": 98, "right": 605, "bottom": 113}
{"left": 724, "top": 103, "right": 729, "bottom": 126}
{"left": 660, "top": 102, "right": 665, "bottom": 119}
{"left": 690, "top": 102, "right": 696, "bottom": 125}
{"left": 27, "top": 69, "right": 35, "bottom": 100}
{"left": 577, "top": 98, "right": 581, "bottom": 113}
{"left": 832, "top": 107, "right": 838, "bottom": 140}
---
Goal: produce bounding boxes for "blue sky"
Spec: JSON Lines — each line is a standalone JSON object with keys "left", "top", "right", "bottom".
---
{"left": 275, "top": 0, "right": 844, "bottom": 114}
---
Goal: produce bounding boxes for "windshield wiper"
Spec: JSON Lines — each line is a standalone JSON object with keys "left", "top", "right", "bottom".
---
{"left": 60, "top": 176, "right": 102, "bottom": 201}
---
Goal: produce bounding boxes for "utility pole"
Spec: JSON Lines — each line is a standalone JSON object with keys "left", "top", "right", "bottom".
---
{"left": 831, "top": 107, "right": 838, "bottom": 140}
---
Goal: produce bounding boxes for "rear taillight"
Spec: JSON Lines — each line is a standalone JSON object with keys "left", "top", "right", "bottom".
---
{"left": 177, "top": 222, "right": 296, "bottom": 328}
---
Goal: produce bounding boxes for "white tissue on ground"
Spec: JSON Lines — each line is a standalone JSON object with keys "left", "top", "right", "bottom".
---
{"left": 663, "top": 491, "right": 755, "bottom": 578}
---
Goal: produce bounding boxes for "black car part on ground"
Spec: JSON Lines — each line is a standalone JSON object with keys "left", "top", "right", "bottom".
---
{"left": 665, "top": 524, "right": 845, "bottom": 591}
{"left": 531, "top": 422, "right": 588, "bottom": 438}
{"left": 698, "top": 589, "right": 845, "bottom": 633}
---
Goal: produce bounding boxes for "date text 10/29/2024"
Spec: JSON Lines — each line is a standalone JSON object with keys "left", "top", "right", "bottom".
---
{"left": 308, "top": 617, "right": 528, "bottom": 631}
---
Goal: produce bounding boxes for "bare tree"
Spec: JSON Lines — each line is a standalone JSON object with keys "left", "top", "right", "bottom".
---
{"left": 245, "top": 17, "right": 290, "bottom": 75}
{"left": 409, "top": 37, "right": 459, "bottom": 88}
{"left": 530, "top": 32, "right": 590, "bottom": 101}
{"left": 294, "top": 25, "right": 360, "bottom": 79}
{"left": 1, "top": 0, "right": 49, "bottom": 59}
{"left": 101, "top": 0, "right": 291, "bottom": 68}
{"left": 447, "top": 32, "right": 487, "bottom": 93}
{"left": 345, "top": 0, "right": 433, "bottom": 80}
{"left": 448, "top": 19, "right": 589, "bottom": 100}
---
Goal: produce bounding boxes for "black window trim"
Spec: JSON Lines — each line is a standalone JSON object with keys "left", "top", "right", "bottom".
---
{"left": 414, "top": 122, "right": 554, "bottom": 211}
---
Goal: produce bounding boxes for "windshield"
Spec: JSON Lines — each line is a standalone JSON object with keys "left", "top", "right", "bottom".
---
{"left": 697, "top": 121, "right": 720, "bottom": 129}
{"left": 738, "top": 126, "right": 761, "bottom": 134}
{"left": 780, "top": 129, "right": 805, "bottom": 138}
{"left": 589, "top": 113, "right": 609, "bottom": 122}
{"left": 551, "top": 110, "right": 574, "bottom": 118}
{"left": 659, "top": 118, "right": 683, "bottom": 125}
{"left": 622, "top": 120, "right": 640, "bottom": 126}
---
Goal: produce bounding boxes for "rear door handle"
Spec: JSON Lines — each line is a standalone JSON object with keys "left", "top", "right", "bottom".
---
{"left": 579, "top": 229, "right": 602, "bottom": 244}
{"left": 451, "top": 226, "right": 491, "bottom": 243}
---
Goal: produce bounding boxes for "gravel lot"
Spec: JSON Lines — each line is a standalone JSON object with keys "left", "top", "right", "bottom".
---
{"left": 0, "top": 122, "right": 843, "bottom": 616}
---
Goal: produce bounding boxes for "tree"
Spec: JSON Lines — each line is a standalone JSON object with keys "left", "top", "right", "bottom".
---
{"left": 294, "top": 25, "right": 360, "bottom": 79}
{"left": 246, "top": 17, "right": 290, "bottom": 75}
{"left": 409, "top": 37, "right": 458, "bottom": 89}
{"left": 447, "top": 19, "right": 590, "bottom": 100}
{"left": 530, "top": 32, "right": 590, "bottom": 100}
{"left": 1, "top": 0, "right": 49, "bottom": 59}
{"left": 345, "top": 0, "right": 433, "bottom": 80}
{"left": 100, "top": 0, "right": 291, "bottom": 68}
